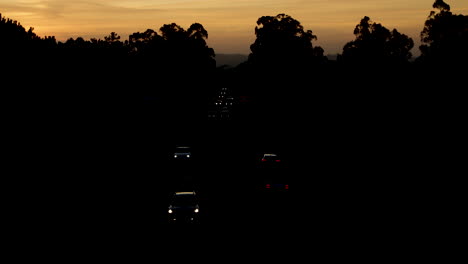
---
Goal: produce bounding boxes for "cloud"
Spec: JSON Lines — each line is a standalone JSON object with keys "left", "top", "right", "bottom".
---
{"left": 1, "top": 0, "right": 166, "bottom": 19}
{"left": 1, "top": 0, "right": 170, "bottom": 40}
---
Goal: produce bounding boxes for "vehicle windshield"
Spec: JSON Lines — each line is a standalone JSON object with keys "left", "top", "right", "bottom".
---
{"left": 263, "top": 154, "right": 278, "bottom": 159}
{"left": 172, "top": 194, "right": 198, "bottom": 206}
{"left": 175, "top": 147, "right": 191, "bottom": 153}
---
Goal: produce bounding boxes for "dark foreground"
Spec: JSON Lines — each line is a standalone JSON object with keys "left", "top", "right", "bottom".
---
{"left": 6, "top": 81, "right": 441, "bottom": 259}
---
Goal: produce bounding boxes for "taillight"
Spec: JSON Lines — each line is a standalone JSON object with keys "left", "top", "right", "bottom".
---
{"left": 261, "top": 159, "right": 267, "bottom": 162}
{"left": 285, "top": 184, "right": 289, "bottom": 190}
{"left": 275, "top": 160, "right": 281, "bottom": 162}
{"left": 265, "top": 184, "right": 271, "bottom": 189}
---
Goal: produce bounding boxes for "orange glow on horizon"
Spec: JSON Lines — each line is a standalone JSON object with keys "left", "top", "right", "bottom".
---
{"left": 1, "top": 0, "right": 467, "bottom": 55}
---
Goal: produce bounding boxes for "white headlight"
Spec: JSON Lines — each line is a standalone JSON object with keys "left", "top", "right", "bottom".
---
{"left": 168, "top": 209, "right": 173, "bottom": 214}
{"left": 194, "top": 208, "right": 199, "bottom": 213}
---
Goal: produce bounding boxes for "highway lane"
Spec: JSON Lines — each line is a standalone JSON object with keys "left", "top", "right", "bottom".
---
{"left": 9, "top": 87, "right": 425, "bottom": 236}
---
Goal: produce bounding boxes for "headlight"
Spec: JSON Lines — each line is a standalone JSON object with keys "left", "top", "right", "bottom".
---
{"left": 194, "top": 208, "right": 199, "bottom": 213}
{"left": 186, "top": 154, "right": 190, "bottom": 158}
{"left": 168, "top": 209, "right": 173, "bottom": 214}
{"left": 174, "top": 155, "right": 177, "bottom": 158}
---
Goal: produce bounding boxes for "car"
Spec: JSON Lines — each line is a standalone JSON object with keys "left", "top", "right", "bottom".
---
{"left": 220, "top": 106, "right": 230, "bottom": 118}
{"left": 225, "top": 96, "right": 234, "bottom": 106}
{"left": 167, "top": 191, "right": 200, "bottom": 224}
{"left": 208, "top": 110, "right": 219, "bottom": 119}
{"left": 173, "top": 146, "right": 191, "bottom": 160}
{"left": 263, "top": 181, "right": 289, "bottom": 192}
{"left": 259, "top": 153, "right": 282, "bottom": 167}
{"left": 259, "top": 169, "right": 290, "bottom": 192}
{"left": 261, "top": 153, "right": 281, "bottom": 162}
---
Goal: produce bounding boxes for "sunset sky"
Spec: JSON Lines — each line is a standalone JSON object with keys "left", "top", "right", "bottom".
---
{"left": 1, "top": 0, "right": 467, "bottom": 56}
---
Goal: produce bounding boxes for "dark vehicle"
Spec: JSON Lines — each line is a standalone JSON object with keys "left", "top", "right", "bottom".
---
{"left": 258, "top": 153, "right": 283, "bottom": 168}
{"left": 259, "top": 168, "right": 290, "bottom": 192}
{"left": 168, "top": 191, "right": 200, "bottom": 224}
{"left": 173, "top": 146, "right": 192, "bottom": 160}
{"left": 263, "top": 180, "right": 290, "bottom": 192}
{"left": 261, "top": 153, "right": 281, "bottom": 163}
{"left": 264, "top": 181, "right": 289, "bottom": 191}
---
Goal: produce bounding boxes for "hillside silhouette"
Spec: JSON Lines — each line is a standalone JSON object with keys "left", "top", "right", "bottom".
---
{"left": 215, "top": 53, "right": 248, "bottom": 68}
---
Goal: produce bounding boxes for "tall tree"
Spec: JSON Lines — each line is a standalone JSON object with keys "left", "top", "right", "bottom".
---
{"left": 340, "top": 16, "right": 414, "bottom": 65}
{"left": 187, "top": 23, "right": 208, "bottom": 40}
{"left": 104, "top": 32, "right": 121, "bottom": 44}
{"left": 159, "top": 22, "right": 215, "bottom": 71}
{"left": 1, "top": 13, "right": 57, "bottom": 77}
{"left": 419, "top": 0, "right": 468, "bottom": 64}
{"left": 248, "top": 13, "right": 325, "bottom": 72}
{"left": 0, "top": 14, "right": 37, "bottom": 45}
{"left": 0, "top": 13, "right": 50, "bottom": 59}
{"left": 128, "top": 29, "right": 163, "bottom": 58}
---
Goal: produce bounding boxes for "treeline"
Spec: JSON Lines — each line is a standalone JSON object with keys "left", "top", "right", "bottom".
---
{"left": 1, "top": 0, "right": 466, "bottom": 117}
{"left": 0, "top": 14, "right": 216, "bottom": 93}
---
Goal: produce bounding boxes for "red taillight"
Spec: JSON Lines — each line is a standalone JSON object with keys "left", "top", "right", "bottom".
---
{"left": 265, "top": 184, "right": 271, "bottom": 189}
{"left": 285, "top": 184, "right": 289, "bottom": 190}
{"left": 275, "top": 160, "right": 281, "bottom": 162}
{"left": 261, "top": 159, "right": 267, "bottom": 162}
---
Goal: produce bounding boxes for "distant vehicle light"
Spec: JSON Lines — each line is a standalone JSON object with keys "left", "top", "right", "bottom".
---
{"left": 285, "top": 185, "right": 289, "bottom": 190}
{"left": 266, "top": 184, "right": 271, "bottom": 189}
{"left": 276, "top": 160, "right": 281, "bottom": 162}
{"left": 194, "top": 208, "right": 199, "bottom": 213}
{"left": 168, "top": 209, "right": 173, "bottom": 214}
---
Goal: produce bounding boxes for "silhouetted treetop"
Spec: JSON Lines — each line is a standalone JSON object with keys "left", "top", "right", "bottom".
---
{"left": 0, "top": 13, "right": 55, "bottom": 50}
{"left": 128, "top": 29, "right": 163, "bottom": 57}
{"left": 105, "top": 32, "right": 121, "bottom": 43}
{"left": 1, "top": 13, "right": 37, "bottom": 44}
{"left": 187, "top": 23, "right": 209, "bottom": 40}
{"left": 159, "top": 22, "right": 215, "bottom": 70}
{"left": 248, "top": 13, "right": 325, "bottom": 71}
{"left": 1, "top": 13, "right": 57, "bottom": 67}
{"left": 160, "top": 23, "right": 187, "bottom": 41}
{"left": 419, "top": 0, "right": 468, "bottom": 64}
{"left": 126, "top": 23, "right": 215, "bottom": 71}
{"left": 433, "top": 0, "right": 451, "bottom": 11}
{"left": 340, "top": 16, "right": 414, "bottom": 65}
{"left": 129, "top": 29, "right": 159, "bottom": 45}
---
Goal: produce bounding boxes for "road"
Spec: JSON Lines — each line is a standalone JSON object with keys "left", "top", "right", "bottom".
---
{"left": 9, "top": 86, "right": 428, "bottom": 250}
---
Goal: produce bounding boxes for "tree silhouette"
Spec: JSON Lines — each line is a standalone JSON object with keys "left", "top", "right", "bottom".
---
{"left": 1, "top": 13, "right": 58, "bottom": 86}
{"left": 187, "top": 23, "right": 208, "bottom": 40}
{"left": 0, "top": 13, "right": 37, "bottom": 47}
{"left": 0, "top": 13, "right": 56, "bottom": 59}
{"left": 234, "top": 14, "right": 329, "bottom": 129}
{"left": 128, "top": 29, "right": 162, "bottom": 55}
{"left": 126, "top": 23, "right": 215, "bottom": 76}
{"left": 126, "top": 22, "right": 217, "bottom": 125}
{"left": 159, "top": 22, "right": 215, "bottom": 72}
{"left": 340, "top": 16, "right": 414, "bottom": 65}
{"left": 419, "top": 0, "right": 468, "bottom": 64}
{"left": 187, "top": 23, "right": 216, "bottom": 70}
{"left": 104, "top": 32, "right": 121, "bottom": 43}
{"left": 433, "top": 0, "right": 451, "bottom": 11}
{"left": 248, "top": 13, "right": 325, "bottom": 73}
{"left": 157, "top": 23, "right": 216, "bottom": 122}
